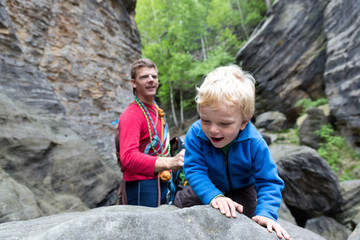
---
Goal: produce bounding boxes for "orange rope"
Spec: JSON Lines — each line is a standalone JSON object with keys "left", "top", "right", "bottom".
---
{"left": 154, "top": 104, "right": 165, "bottom": 142}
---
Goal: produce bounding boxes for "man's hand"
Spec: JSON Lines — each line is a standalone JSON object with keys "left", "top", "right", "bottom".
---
{"left": 252, "top": 215, "right": 291, "bottom": 240}
{"left": 169, "top": 149, "right": 185, "bottom": 171}
{"left": 154, "top": 149, "right": 185, "bottom": 173}
{"left": 210, "top": 196, "right": 243, "bottom": 218}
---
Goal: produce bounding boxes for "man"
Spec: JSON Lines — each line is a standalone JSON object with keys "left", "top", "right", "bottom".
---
{"left": 118, "top": 58, "right": 184, "bottom": 207}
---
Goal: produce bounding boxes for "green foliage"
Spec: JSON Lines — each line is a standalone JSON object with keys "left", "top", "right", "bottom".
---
{"left": 295, "top": 98, "right": 328, "bottom": 110}
{"left": 206, "top": 0, "right": 235, "bottom": 31}
{"left": 135, "top": 0, "right": 270, "bottom": 125}
{"left": 315, "top": 124, "right": 360, "bottom": 181}
{"left": 189, "top": 45, "right": 235, "bottom": 81}
{"left": 274, "top": 128, "right": 299, "bottom": 146}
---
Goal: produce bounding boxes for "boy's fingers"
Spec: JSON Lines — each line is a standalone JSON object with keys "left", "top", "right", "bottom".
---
{"left": 210, "top": 200, "right": 219, "bottom": 209}
{"left": 267, "top": 222, "right": 273, "bottom": 233}
{"left": 231, "top": 209, "right": 237, "bottom": 218}
{"left": 219, "top": 205, "right": 226, "bottom": 215}
{"left": 275, "top": 224, "right": 291, "bottom": 240}
{"left": 273, "top": 224, "right": 283, "bottom": 238}
{"left": 217, "top": 200, "right": 230, "bottom": 217}
{"left": 235, "top": 203, "right": 243, "bottom": 213}
{"left": 252, "top": 216, "right": 291, "bottom": 240}
{"left": 222, "top": 204, "right": 230, "bottom": 217}
{"left": 283, "top": 230, "right": 291, "bottom": 240}
{"left": 211, "top": 197, "right": 243, "bottom": 218}
{"left": 229, "top": 203, "right": 237, "bottom": 218}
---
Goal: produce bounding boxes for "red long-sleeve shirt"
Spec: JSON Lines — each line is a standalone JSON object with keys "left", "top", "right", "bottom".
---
{"left": 118, "top": 101, "right": 167, "bottom": 181}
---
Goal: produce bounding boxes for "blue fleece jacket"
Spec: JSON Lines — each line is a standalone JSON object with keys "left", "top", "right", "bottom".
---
{"left": 184, "top": 120, "right": 284, "bottom": 221}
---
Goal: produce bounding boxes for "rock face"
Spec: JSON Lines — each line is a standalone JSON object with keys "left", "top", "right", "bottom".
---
{"left": 270, "top": 145, "right": 342, "bottom": 226}
{"left": 305, "top": 216, "right": 351, "bottom": 240}
{"left": 1, "top": 0, "right": 140, "bottom": 167}
{"left": 348, "top": 222, "right": 360, "bottom": 240}
{"left": 236, "top": 0, "right": 360, "bottom": 151}
{"left": 0, "top": 205, "right": 325, "bottom": 240}
{"left": 255, "top": 111, "right": 288, "bottom": 132}
{"left": 277, "top": 219, "right": 326, "bottom": 240}
{"left": 236, "top": 0, "right": 329, "bottom": 123}
{"left": 323, "top": 0, "right": 360, "bottom": 151}
{"left": 0, "top": 0, "right": 140, "bottom": 222}
{"left": 298, "top": 107, "right": 328, "bottom": 149}
{"left": 333, "top": 180, "right": 360, "bottom": 230}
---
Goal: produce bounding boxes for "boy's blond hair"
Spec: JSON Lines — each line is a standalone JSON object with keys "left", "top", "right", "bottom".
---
{"left": 195, "top": 65, "right": 256, "bottom": 121}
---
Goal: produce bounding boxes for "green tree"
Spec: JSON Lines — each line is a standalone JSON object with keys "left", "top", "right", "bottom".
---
{"left": 136, "top": 0, "right": 270, "bottom": 128}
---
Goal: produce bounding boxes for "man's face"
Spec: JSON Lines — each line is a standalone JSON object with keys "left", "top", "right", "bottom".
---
{"left": 131, "top": 67, "right": 158, "bottom": 103}
{"left": 199, "top": 104, "right": 248, "bottom": 148}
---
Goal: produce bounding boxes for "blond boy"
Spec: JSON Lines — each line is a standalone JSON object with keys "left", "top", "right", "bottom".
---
{"left": 175, "top": 65, "right": 290, "bottom": 239}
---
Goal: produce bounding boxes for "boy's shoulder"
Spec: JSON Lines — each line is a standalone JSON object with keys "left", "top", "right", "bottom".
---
{"left": 187, "top": 120, "right": 200, "bottom": 135}
{"left": 186, "top": 120, "right": 206, "bottom": 140}
{"left": 192, "top": 119, "right": 201, "bottom": 129}
{"left": 239, "top": 122, "right": 264, "bottom": 142}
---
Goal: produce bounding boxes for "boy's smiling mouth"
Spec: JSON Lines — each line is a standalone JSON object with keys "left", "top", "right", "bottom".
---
{"left": 211, "top": 137, "right": 224, "bottom": 143}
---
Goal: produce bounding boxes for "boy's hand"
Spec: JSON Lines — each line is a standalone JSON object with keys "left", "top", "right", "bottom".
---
{"left": 252, "top": 215, "right": 290, "bottom": 240}
{"left": 210, "top": 196, "right": 243, "bottom": 218}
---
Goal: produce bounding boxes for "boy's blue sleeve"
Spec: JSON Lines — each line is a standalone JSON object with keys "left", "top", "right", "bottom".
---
{"left": 252, "top": 138, "right": 284, "bottom": 221}
{"left": 183, "top": 124, "right": 223, "bottom": 204}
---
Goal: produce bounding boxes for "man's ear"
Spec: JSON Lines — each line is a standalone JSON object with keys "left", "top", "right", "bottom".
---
{"left": 240, "top": 120, "right": 249, "bottom": 130}
{"left": 131, "top": 79, "right": 136, "bottom": 89}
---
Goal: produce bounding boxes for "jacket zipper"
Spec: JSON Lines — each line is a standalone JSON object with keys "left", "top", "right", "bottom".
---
{"left": 223, "top": 153, "right": 233, "bottom": 190}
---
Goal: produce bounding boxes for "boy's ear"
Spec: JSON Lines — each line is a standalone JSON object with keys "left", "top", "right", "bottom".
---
{"left": 240, "top": 120, "right": 249, "bottom": 130}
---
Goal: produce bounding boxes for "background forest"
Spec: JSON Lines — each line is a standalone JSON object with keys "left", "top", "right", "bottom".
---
{"left": 136, "top": 0, "right": 273, "bottom": 129}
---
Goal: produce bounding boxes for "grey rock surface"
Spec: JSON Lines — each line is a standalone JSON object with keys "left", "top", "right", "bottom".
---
{"left": 270, "top": 145, "right": 342, "bottom": 226}
{"left": 0, "top": 205, "right": 324, "bottom": 240}
{"left": 0, "top": 0, "right": 140, "bottom": 170}
{"left": 348, "top": 222, "right": 360, "bottom": 240}
{"left": 0, "top": 90, "right": 117, "bottom": 222}
{"left": 324, "top": 0, "right": 360, "bottom": 151}
{"left": 278, "top": 219, "right": 326, "bottom": 240}
{"left": 305, "top": 216, "right": 351, "bottom": 240}
{"left": 278, "top": 201, "right": 297, "bottom": 225}
{"left": 332, "top": 180, "right": 360, "bottom": 230}
{"left": 298, "top": 107, "right": 328, "bottom": 149}
{"left": 236, "top": 0, "right": 360, "bottom": 151}
{"left": 255, "top": 111, "right": 288, "bottom": 132}
{"left": 0, "top": 0, "right": 138, "bottom": 222}
{"left": 236, "top": 0, "right": 329, "bottom": 123}
{"left": 0, "top": 168, "right": 43, "bottom": 223}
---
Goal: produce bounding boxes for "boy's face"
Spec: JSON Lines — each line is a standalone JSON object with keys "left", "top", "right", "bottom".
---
{"left": 131, "top": 67, "right": 158, "bottom": 103}
{"left": 198, "top": 104, "right": 248, "bottom": 148}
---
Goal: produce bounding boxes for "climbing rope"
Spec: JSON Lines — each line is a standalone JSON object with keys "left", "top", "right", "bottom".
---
{"left": 135, "top": 97, "right": 170, "bottom": 157}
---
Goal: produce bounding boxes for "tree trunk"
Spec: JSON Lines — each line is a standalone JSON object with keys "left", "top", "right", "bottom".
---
{"left": 150, "top": 0, "right": 157, "bottom": 21}
{"left": 201, "top": 37, "right": 207, "bottom": 62}
{"left": 234, "top": 0, "right": 249, "bottom": 39}
{"left": 169, "top": 81, "right": 178, "bottom": 127}
{"left": 265, "top": 0, "right": 272, "bottom": 11}
{"left": 265, "top": 0, "right": 272, "bottom": 13}
{"left": 180, "top": 87, "right": 184, "bottom": 129}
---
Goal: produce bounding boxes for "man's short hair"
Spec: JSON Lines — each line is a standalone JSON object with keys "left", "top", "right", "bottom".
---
{"left": 195, "top": 65, "right": 256, "bottom": 121}
{"left": 130, "top": 58, "right": 158, "bottom": 80}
